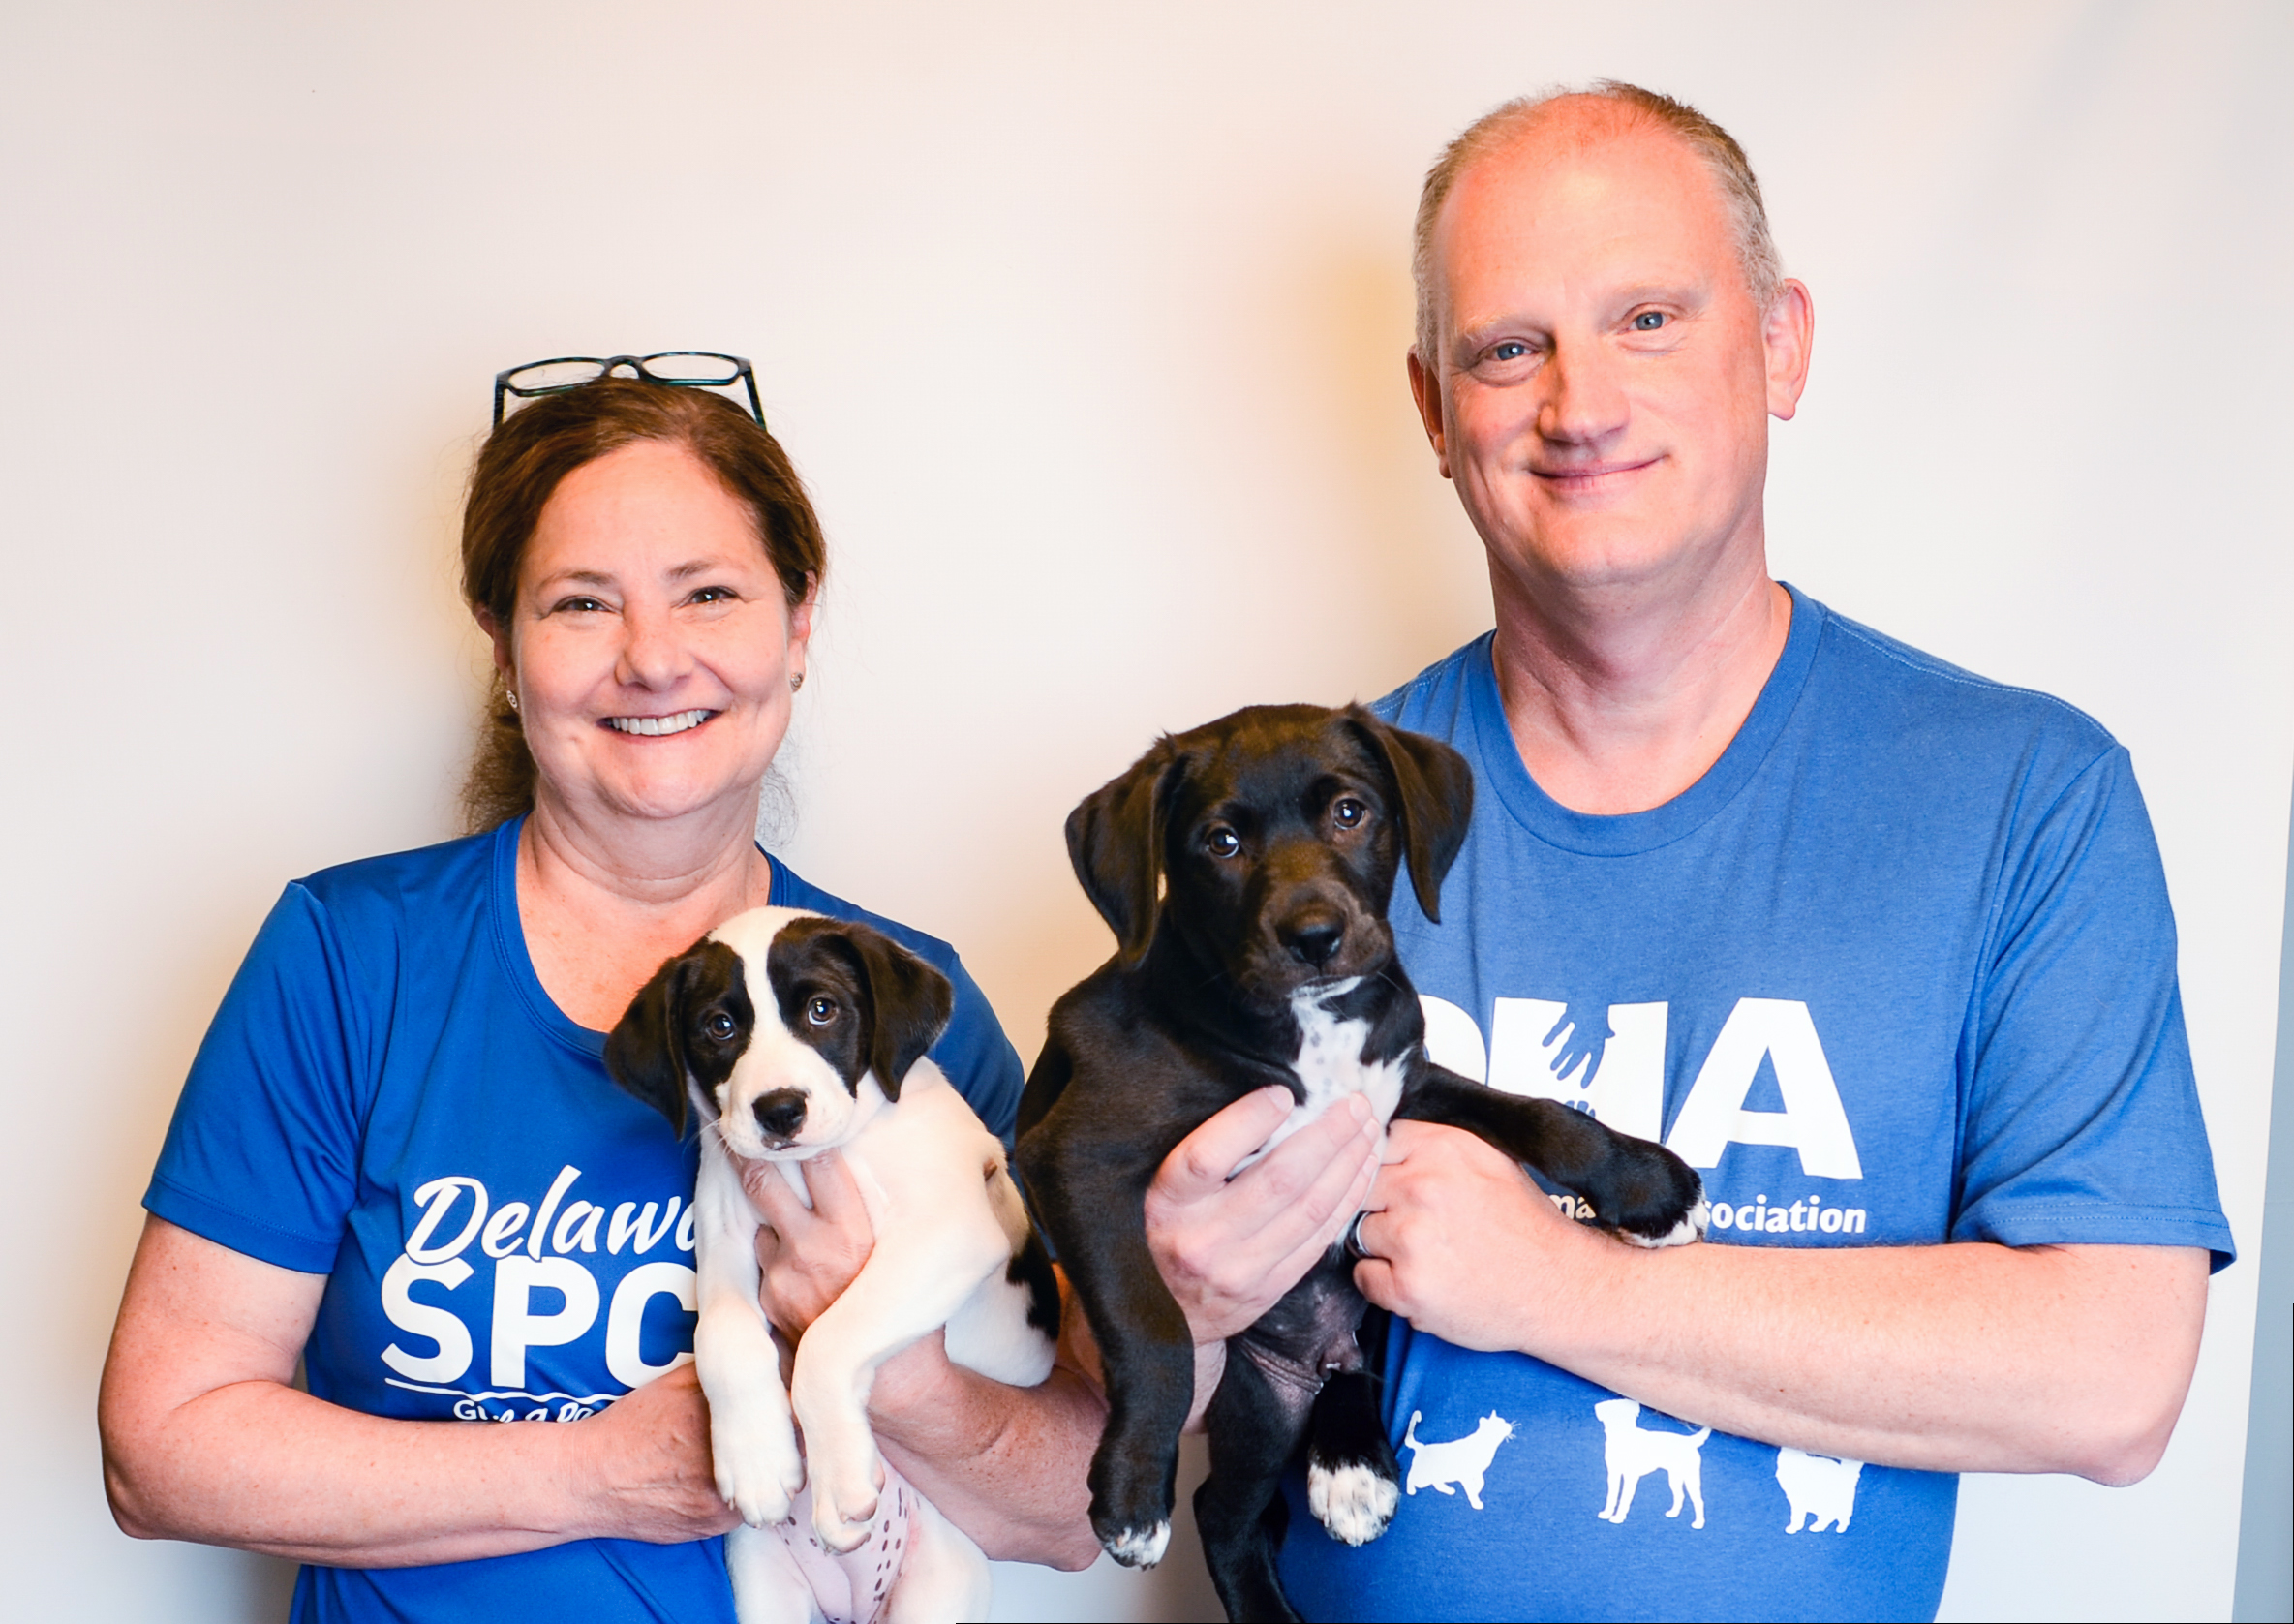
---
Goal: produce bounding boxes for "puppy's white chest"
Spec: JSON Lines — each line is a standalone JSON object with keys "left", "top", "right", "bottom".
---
{"left": 1238, "top": 982, "right": 1407, "bottom": 1170}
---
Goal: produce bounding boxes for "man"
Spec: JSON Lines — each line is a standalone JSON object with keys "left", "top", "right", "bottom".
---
{"left": 1142, "top": 82, "right": 2232, "bottom": 1620}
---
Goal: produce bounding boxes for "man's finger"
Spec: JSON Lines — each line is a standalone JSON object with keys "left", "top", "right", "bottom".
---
{"left": 1352, "top": 1254, "right": 1399, "bottom": 1312}
{"left": 1161, "top": 1087, "right": 1296, "bottom": 1197}
{"left": 1220, "top": 1103, "right": 1381, "bottom": 1274}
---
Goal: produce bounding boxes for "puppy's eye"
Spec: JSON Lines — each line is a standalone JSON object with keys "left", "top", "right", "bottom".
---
{"left": 703, "top": 1011, "right": 737, "bottom": 1041}
{"left": 806, "top": 996, "right": 838, "bottom": 1026}
{"left": 1203, "top": 826, "right": 1241, "bottom": 859}
{"left": 1331, "top": 798, "right": 1367, "bottom": 829}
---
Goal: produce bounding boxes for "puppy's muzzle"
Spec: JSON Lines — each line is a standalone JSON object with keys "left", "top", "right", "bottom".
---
{"left": 752, "top": 1088, "right": 808, "bottom": 1145}
{"left": 1280, "top": 909, "right": 1347, "bottom": 970}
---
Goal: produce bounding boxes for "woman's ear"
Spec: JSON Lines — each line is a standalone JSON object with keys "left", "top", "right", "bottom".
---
{"left": 475, "top": 607, "right": 515, "bottom": 687}
{"left": 786, "top": 574, "right": 818, "bottom": 684}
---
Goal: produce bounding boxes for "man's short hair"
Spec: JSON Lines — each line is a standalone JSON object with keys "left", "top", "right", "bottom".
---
{"left": 1411, "top": 80, "right": 1786, "bottom": 364}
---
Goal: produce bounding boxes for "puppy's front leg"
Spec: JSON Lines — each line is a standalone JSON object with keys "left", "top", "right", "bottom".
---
{"left": 1060, "top": 1218, "right": 1197, "bottom": 1568}
{"left": 1019, "top": 1104, "right": 1193, "bottom": 1567}
{"left": 790, "top": 1222, "right": 1008, "bottom": 1552}
{"left": 693, "top": 1137, "right": 806, "bottom": 1527}
{"left": 1398, "top": 1066, "right": 1707, "bottom": 1246}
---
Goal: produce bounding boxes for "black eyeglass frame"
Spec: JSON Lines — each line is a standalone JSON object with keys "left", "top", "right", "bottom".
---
{"left": 492, "top": 352, "right": 765, "bottom": 427}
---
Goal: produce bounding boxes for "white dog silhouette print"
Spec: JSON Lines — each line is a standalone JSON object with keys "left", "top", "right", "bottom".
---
{"left": 1401, "top": 1410, "right": 1514, "bottom": 1511}
{"left": 1775, "top": 1447, "right": 1864, "bottom": 1533}
{"left": 1593, "top": 1399, "right": 1710, "bottom": 1530}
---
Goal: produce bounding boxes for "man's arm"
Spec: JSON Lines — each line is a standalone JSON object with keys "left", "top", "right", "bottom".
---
{"left": 1146, "top": 1103, "right": 2208, "bottom": 1486}
{"left": 1361, "top": 1122, "right": 2207, "bottom": 1482}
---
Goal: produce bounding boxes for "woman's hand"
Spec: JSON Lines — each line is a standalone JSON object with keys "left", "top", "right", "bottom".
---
{"left": 1144, "top": 1087, "right": 1383, "bottom": 1345}
{"left": 561, "top": 1362, "right": 743, "bottom": 1544}
{"left": 743, "top": 1149, "right": 874, "bottom": 1340}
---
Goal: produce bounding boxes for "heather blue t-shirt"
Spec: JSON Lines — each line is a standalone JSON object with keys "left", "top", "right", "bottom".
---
{"left": 145, "top": 815, "right": 1025, "bottom": 1624}
{"left": 1278, "top": 587, "right": 2231, "bottom": 1623}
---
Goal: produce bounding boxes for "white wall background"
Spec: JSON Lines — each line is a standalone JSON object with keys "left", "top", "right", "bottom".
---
{"left": 3, "top": 3, "right": 2285, "bottom": 1619}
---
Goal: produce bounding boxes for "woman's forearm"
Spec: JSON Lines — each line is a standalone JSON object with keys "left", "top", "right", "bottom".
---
{"left": 107, "top": 1375, "right": 598, "bottom": 1565}
{"left": 100, "top": 1216, "right": 737, "bottom": 1567}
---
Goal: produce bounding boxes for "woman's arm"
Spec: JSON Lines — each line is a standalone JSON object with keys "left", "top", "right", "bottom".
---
{"left": 99, "top": 1215, "right": 740, "bottom": 1566}
{"left": 746, "top": 1155, "right": 1105, "bottom": 1569}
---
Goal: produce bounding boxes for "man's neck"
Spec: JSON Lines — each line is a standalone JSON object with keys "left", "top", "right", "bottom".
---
{"left": 1486, "top": 555, "right": 1791, "bottom": 816}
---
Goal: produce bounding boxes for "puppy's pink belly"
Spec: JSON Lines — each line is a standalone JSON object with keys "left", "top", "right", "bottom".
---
{"left": 782, "top": 1469, "right": 915, "bottom": 1624}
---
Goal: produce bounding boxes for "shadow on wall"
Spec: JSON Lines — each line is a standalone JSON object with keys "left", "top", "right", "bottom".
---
{"left": 1287, "top": 233, "right": 1494, "bottom": 699}
{"left": 992, "top": 1433, "right": 1225, "bottom": 1623}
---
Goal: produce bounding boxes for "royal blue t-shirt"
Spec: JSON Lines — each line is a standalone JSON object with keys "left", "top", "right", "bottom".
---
{"left": 144, "top": 816, "right": 1025, "bottom": 1624}
{"left": 1278, "top": 587, "right": 2232, "bottom": 1623}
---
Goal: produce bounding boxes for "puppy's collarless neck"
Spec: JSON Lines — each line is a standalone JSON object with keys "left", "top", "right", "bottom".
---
{"left": 1134, "top": 935, "right": 1422, "bottom": 1075}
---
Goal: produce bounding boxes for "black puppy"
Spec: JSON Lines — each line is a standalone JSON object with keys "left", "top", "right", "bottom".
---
{"left": 1017, "top": 703, "right": 1707, "bottom": 1623}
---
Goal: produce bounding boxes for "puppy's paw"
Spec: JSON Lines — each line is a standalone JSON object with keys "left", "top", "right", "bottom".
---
{"left": 1100, "top": 1520, "right": 1171, "bottom": 1569}
{"left": 808, "top": 1454, "right": 886, "bottom": 1554}
{"left": 713, "top": 1416, "right": 805, "bottom": 1528}
{"left": 1307, "top": 1455, "right": 1399, "bottom": 1546}
{"left": 1621, "top": 1193, "right": 1708, "bottom": 1250}
{"left": 1603, "top": 1150, "right": 1706, "bottom": 1249}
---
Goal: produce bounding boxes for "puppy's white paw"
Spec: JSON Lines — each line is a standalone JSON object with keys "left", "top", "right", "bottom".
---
{"left": 1104, "top": 1521, "right": 1170, "bottom": 1569}
{"left": 1307, "top": 1459, "right": 1399, "bottom": 1546}
{"left": 808, "top": 1454, "right": 885, "bottom": 1554}
{"left": 1623, "top": 1196, "right": 1708, "bottom": 1249}
{"left": 714, "top": 1418, "right": 805, "bottom": 1528}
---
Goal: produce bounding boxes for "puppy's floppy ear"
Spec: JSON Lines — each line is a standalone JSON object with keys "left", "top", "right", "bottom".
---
{"left": 1066, "top": 740, "right": 1187, "bottom": 965}
{"left": 1343, "top": 707, "right": 1476, "bottom": 924}
{"left": 604, "top": 941, "right": 739, "bottom": 1136}
{"left": 841, "top": 924, "right": 954, "bottom": 1102}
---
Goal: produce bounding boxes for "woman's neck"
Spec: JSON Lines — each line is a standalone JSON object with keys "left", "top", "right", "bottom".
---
{"left": 515, "top": 791, "right": 778, "bottom": 1031}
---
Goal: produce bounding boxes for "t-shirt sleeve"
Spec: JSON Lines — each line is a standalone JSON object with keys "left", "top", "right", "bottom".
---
{"left": 928, "top": 953, "right": 1025, "bottom": 1150}
{"left": 143, "top": 883, "right": 374, "bottom": 1274}
{"left": 1952, "top": 746, "right": 2234, "bottom": 1269}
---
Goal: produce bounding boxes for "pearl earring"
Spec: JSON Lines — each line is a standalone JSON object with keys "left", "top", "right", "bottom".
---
{"left": 791, "top": 671, "right": 806, "bottom": 692}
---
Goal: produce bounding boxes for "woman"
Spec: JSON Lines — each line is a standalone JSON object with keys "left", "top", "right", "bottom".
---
{"left": 97, "top": 372, "right": 1106, "bottom": 1621}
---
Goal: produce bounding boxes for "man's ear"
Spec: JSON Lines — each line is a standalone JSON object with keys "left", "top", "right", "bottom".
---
{"left": 1065, "top": 742, "right": 1187, "bottom": 965}
{"left": 839, "top": 925, "right": 953, "bottom": 1101}
{"left": 1345, "top": 707, "right": 1476, "bottom": 923}
{"left": 604, "top": 949, "right": 699, "bottom": 1136}
{"left": 1764, "top": 278, "right": 1816, "bottom": 422}
{"left": 1405, "top": 347, "right": 1452, "bottom": 480}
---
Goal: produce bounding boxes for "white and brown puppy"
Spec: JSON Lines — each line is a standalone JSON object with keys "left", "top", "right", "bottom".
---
{"left": 607, "top": 905, "right": 1058, "bottom": 1624}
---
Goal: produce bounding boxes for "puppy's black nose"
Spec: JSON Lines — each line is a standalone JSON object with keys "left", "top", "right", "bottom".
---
{"left": 1283, "top": 919, "right": 1345, "bottom": 969}
{"left": 753, "top": 1088, "right": 807, "bottom": 1141}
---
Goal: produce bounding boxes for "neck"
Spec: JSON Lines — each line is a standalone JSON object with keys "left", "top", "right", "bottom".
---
{"left": 514, "top": 788, "right": 777, "bottom": 1031}
{"left": 1485, "top": 540, "right": 1790, "bottom": 816}
{"left": 522, "top": 788, "right": 772, "bottom": 921}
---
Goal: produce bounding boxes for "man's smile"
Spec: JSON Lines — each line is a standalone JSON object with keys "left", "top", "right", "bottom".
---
{"left": 1529, "top": 456, "right": 1662, "bottom": 495}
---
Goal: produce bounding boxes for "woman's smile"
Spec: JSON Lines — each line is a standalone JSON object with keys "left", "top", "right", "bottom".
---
{"left": 603, "top": 708, "right": 719, "bottom": 737}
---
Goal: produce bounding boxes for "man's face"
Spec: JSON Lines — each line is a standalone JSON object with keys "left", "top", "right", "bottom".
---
{"left": 1410, "top": 111, "right": 1810, "bottom": 601}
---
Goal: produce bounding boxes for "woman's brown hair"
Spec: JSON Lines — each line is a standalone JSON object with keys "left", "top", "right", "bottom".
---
{"left": 458, "top": 378, "right": 828, "bottom": 832}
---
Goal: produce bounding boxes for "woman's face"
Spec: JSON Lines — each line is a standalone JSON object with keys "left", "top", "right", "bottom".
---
{"left": 492, "top": 438, "right": 813, "bottom": 829}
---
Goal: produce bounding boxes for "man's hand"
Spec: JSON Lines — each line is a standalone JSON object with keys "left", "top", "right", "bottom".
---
{"left": 1350, "top": 1119, "right": 1607, "bottom": 1351}
{"left": 1143, "top": 1087, "right": 1383, "bottom": 1345}
{"left": 743, "top": 1149, "right": 873, "bottom": 1341}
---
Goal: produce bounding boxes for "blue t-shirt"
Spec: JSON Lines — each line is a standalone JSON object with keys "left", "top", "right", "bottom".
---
{"left": 144, "top": 815, "right": 1025, "bottom": 1624}
{"left": 1278, "top": 587, "right": 2232, "bottom": 1623}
